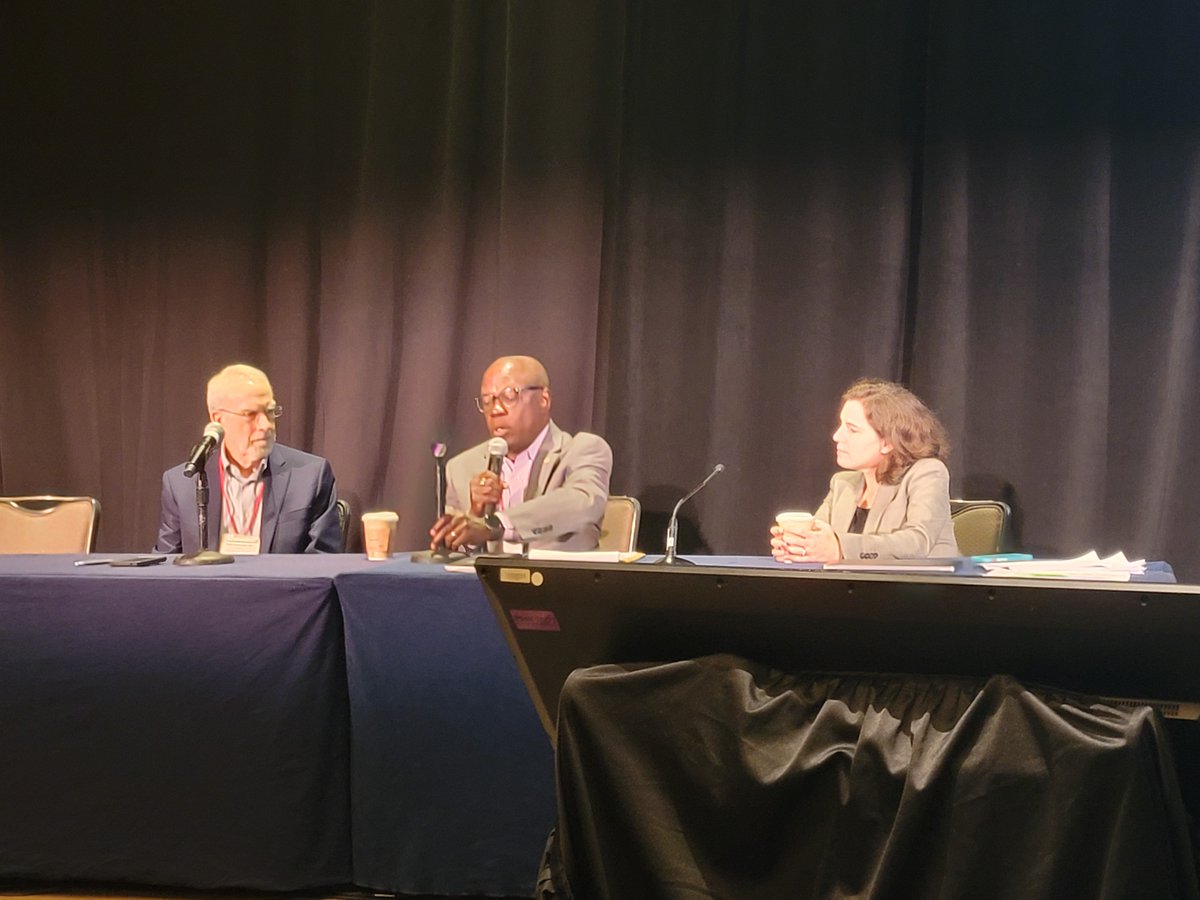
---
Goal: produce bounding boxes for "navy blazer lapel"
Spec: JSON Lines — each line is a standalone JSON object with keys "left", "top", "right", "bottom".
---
{"left": 204, "top": 453, "right": 223, "bottom": 551}
{"left": 259, "top": 449, "right": 289, "bottom": 552}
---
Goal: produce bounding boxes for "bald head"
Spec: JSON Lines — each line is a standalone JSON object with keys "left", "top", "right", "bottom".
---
{"left": 206, "top": 364, "right": 278, "bottom": 474}
{"left": 478, "top": 355, "right": 552, "bottom": 457}
{"left": 482, "top": 356, "right": 550, "bottom": 391}
{"left": 207, "top": 364, "right": 273, "bottom": 413}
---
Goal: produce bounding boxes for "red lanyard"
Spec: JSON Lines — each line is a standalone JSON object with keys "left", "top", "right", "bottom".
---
{"left": 218, "top": 464, "right": 265, "bottom": 535}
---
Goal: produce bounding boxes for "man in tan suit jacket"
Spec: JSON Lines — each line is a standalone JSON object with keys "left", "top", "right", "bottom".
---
{"left": 430, "top": 355, "right": 612, "bottom": 553}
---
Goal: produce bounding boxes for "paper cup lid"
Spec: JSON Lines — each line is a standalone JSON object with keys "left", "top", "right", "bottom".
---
{"left": 362, "top": 511, "right": 399, "bottom": 523}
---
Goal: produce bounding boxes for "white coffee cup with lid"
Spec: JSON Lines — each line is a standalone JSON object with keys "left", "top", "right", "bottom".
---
{"left": 775, "top": 510, "right": 815, "bottom": 533}
{"left": 362, "top": 511, "right": 400, "bottom": 560}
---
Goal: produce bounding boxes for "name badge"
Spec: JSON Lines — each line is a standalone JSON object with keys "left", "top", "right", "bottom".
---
{"left": 220, "top": 533, "right": 262, "bottom": 556}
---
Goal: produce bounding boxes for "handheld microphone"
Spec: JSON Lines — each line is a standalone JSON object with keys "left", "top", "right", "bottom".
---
{"left": 483, "top": 437, "right": 508, "bottom": 517}
{"left": 183, "top": 422, "right": 225, "bottom": 479}
{"left": 656, "top": 463, "right": 725, "bottom": 565}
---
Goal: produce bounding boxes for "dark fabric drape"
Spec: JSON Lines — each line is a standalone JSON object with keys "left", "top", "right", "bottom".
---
{"left": 1, "top": 1, "right": 1198, "bottom": 577}
{"left": 909, "top": 2, "right": 1200, "bottom": 568}
{"left": 597, "top": 1, "right": 927, "bottom": 556}
{"left": 542, "top": 656, "right": 1198, "bottom": 899}
{"left": 0, "top": 0, "right": 623, "bottom": 552}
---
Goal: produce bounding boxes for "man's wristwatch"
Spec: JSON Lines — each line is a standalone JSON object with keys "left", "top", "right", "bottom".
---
{"left": 483, "top": 513, "right": 504, "bottom": 542}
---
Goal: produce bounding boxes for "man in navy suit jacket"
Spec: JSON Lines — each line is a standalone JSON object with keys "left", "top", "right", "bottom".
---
{"left": 155, "top": 364, "right": 341, "bottom": 555}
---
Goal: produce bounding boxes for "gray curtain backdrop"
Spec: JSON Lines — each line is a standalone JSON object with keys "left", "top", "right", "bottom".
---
{"left": 2, "top": 1, "right": 1198, "bottom": 579}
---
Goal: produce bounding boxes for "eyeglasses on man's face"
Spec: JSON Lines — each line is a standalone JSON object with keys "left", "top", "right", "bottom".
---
{"left": 215, "top": 404, "right": 283, "bottom": 422}
{"left": 474, "top": 385, "right": 544, "bottom": 413}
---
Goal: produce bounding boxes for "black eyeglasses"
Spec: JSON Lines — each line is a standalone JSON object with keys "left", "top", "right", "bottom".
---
{"left": 474, "top": 386, "right": 545, "bottom": 413}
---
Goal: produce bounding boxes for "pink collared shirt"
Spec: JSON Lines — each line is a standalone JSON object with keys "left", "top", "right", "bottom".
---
{"left": 497, "top": 422, "right": 550, "bottom": 543}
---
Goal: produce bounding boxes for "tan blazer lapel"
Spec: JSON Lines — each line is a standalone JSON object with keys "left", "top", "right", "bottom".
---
{"left": 528, "top": 423, "right": 565, "bottom": 501}
{"left": 864, "top": 480, "right": 900, "bottom": 533}
{"left": 831, "top": 472, "right": 864, "bottom": 531}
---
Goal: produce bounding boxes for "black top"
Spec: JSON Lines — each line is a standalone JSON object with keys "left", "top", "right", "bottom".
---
{"left": 849, "top": 506, "right": 869, "bottom": 534}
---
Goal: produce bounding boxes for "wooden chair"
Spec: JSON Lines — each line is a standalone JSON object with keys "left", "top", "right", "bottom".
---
{"left": 0, "top": 495, "right": 101, "bottom": 553}
{"left": 949, "top": 499, "right": 1011, "bottom": 556}
{"left": 598, "top": 496, "right": 641, "bottom": 553}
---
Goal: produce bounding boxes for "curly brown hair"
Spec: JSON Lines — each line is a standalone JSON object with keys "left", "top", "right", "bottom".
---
{"left": 841, "top": 378, "right": 950, "bottom": 485}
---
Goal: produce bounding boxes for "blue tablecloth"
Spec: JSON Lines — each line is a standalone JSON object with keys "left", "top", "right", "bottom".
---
{"left": 335, "top": 561, "right": 555, "bottom": 897}
{"left": 0, "top": 553, "right": 555, "bottom": 896}
{"left": 0, "top": 554, "right": 361, "bottom": 889}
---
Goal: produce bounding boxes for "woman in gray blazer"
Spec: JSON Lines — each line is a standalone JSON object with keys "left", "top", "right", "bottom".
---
{"left": 771, "top": 379, "right": 959, "bottom": 563}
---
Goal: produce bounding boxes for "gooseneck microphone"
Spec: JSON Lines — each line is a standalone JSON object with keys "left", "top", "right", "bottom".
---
{"left": 174, "top": 421, "right": 233, "bottom": 566}
{"left": 656, "top": 463, "right": 725, "bottom": 565}
{"left": 431, "top": 441, "right": 449, "bottom": 519}
{"left": 183, "top": 422, "right": 225, "bottom": 478}
{"left": 483, "top": 437, "right": 508, "bottom": 518}
{"left": 411, "top": 440, "right": 468, "bottom": 563}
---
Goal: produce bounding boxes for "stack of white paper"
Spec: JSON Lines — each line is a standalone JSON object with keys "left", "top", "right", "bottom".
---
{"left": 527, "top": 548, "right": 645, "bottom": 563}
{"left": 981, "top": 550, "right": 1146, "bottom": 581}
{"left": 444, "top": 548, "right": 645, "bottom": 572}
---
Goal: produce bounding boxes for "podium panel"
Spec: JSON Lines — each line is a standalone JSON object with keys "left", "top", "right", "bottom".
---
{"left": 480, "top": 557, "right": 1200, "bottom": 895}
{"left": 475, "top": 557, "right": 1200, "bottom": 740}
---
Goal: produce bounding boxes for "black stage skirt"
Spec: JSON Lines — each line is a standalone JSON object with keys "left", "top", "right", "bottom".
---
{"left": 540, "top": 655, "right": 1198, "bottom": 900}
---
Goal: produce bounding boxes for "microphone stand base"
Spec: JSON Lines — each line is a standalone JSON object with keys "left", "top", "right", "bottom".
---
{"left": 174, "top": 550, "right": 235, "bottom": 566}
{"left": 410, "top": 547, "right": 469, "bottom": 564}
{"left": 653, "top": 554, "right": 696, "bottom": 565}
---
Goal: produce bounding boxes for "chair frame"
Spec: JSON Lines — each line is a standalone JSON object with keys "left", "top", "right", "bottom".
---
{"left": 0, "top": 495, "right": 102, "bottom": 553}
{"left": 600, "top": 495, "right": 642, "bottom": 554}
{"left": 949, "top": 499, "right": 1011, "bottom": 556}
{"left": 335, "top": 498, "right": 351, "bottom": 553}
